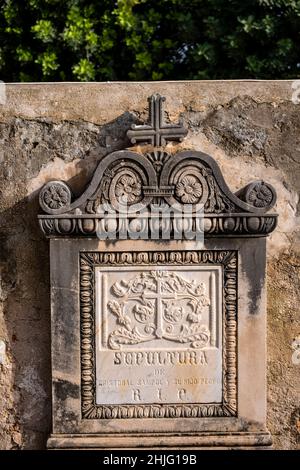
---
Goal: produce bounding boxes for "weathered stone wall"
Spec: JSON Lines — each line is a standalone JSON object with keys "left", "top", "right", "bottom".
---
{"left": 0, "top": 81, "right": 299, "bottom": 449}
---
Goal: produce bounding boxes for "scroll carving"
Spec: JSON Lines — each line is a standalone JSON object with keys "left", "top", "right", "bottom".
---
{"left": 38, "top": 150, "right": 277, "bottom": 237}
{"left": 38, "top": 94, "right": 277, "bottom": 237}
{"left": 235, "top": 180, "right": 276, "bottom": 209}
{"left": 39, "top": 181, "right": 72, "bottom": 214}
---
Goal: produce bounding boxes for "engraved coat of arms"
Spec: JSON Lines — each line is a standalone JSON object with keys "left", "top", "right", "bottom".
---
{"left": 108, "top": 271, "right": 211, "bottom": 350}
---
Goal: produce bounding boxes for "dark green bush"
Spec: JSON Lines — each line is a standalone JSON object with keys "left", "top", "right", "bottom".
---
{"left": 1, "top": 0, "right": 299, "bottom": 81}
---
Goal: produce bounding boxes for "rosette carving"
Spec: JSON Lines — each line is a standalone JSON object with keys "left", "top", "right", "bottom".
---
{"left": 175, "top": 175, "right": 203, "bottom": 203}
{"left": 114, "top": 172, "right": 142, "bottom": 205}
{"left": 39, "top": 181, "right": 72, "bottom": 214}
{"left": 246, "top": 182, "right": 274, "bottom": 208}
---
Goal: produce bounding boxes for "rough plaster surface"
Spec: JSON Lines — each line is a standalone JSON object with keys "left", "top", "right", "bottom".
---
{"left": 0, "top": 81, "right": 299, "bottom": 449}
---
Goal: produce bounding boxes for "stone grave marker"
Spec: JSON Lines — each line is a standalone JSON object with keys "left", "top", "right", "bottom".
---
{"left": 39, "top": 94, "right": 277, "bottom": 449}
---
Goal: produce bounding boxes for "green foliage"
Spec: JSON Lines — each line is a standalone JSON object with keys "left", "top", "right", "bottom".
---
{"left": 0, "top": 0, "right": 300, "bottom": 81}
{"left": 32, "top": 19, "right": 56, "bottom": 43}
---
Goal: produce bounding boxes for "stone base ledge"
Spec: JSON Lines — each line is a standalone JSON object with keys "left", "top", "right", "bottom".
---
{"left": 47, "top": 431, "right": 272, "bottom": 449}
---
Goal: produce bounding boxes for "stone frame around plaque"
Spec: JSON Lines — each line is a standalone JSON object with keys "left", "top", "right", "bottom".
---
{"left": 80, "top": 249, "right": 237, "bottom": 420}
{"left": 46, "top": 237, "right": 271, "bottom": 449}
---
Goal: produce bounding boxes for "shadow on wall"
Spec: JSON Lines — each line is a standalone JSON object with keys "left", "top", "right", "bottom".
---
{"left": 0, "top": 193, "right": 51, "bottom": 449}
{"left": 0, "top": 111, "right": 138, "bottom": 449}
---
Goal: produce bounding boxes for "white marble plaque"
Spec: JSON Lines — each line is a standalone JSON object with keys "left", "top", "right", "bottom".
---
{"left": 95, "top": 266, "right": 222, "bottom": 405}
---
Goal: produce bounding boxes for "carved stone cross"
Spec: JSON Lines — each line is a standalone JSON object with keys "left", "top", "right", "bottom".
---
{"left": 134, "top": 276, "right": 174, "bottom": 339}
{"left": 127, "top": 94, "right": 187, "bottom": 146}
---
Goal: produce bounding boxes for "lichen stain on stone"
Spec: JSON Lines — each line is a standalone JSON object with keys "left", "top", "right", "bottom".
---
{"left": 241, "top": 243, "right": 266, "bottom": 316}
{"left": 54, "top": 378, "right": 78, "bottom": 402}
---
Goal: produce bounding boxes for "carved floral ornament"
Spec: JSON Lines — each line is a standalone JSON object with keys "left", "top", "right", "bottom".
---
{"left": 38, "top": 94, "right": 278, "bottom": 238}
{"left": 175, "top": 175, "right": 203, "bottom": 204}
{"left": 107, "top": 270, "right": 211, "bottom": 350}
{"left": 115, "top": 173, "right": 142, "bottom": 204}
